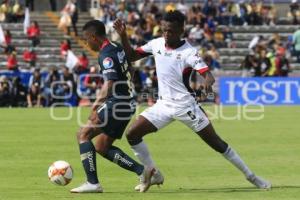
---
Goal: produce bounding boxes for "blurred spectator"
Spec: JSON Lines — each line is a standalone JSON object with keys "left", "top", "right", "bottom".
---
{"left": 12, "top": 77, "right": 27, "bottom": 107}
{"left": 241, "top": 51, "right": 258, "bottom": 77}
{"left": 28, "top": 68, "right": 44, "bottom": 91}
{"left": 0, "top": 0, "right": 9, "bottom": 22}
{"left": 213, "top": 28, "right": 225, "bottom": 48}
{"left": 268, "top": 33, "right": 281, "bottom": 50}
{"left": 218, "top": 0, "right": 230, "bottom": 25}
{"left": 66, "top": 0, "right": 78, "bottom": 36}
{"left": 27, "top": 82, "right": 42, "bottom": 107}
{"left": 207, "top": 45, "right": 221, "bottom": 69}
{"left": 4, "top": 29, "right": 11, "bottom": 45}
{"left": 75, "top": 52, "right": 89, "bottom": 74}
{"left": 0, "top": 30, "right": 15, "bottom": 55}
{"left": 83, "top": 66, "right": 103, "bottom": 99}
{"left": 49, "top": 0, "right": 57, "bottom": 11}
{"left": 293, "top": 28, "right": 300, "bottom": 63}
{"left": 176, "top": 0, "right": 189, "bottom": 15}
{"left": 188, "top": 24, "right": 203, "bottom": 45}
{"left": 0, "top": 0, "right": 24, "bottom": 23}
{"left": 261, "top": 4, "right": 276, "bottom": 25}
{"left": 289, "top": 0, "right": 299, "bottom": 25}
{"left": 275, "top": 47, "right": 290, "bottom": 77}
{"left": 11, "top": 0, "right": 24, "bottom": 22}
{"left": 7, "top": 51, "right": 18, "bottom": 70}
{"left": 223, "top": 27, "right": 234, "bottom": 48}
{"left": 62, "top": 66, "right": 78, "bottom": 106}
{"left": 27, "top": 21, "right": 40, "bottom": 47}
{"left": 187, "top": 3, "right": 204, "bottom": 25}
{"left": 23, "top": 48, "right": 37, "bottom": 67}
{"left": 247, "top": 2, "right": 262, "bottom": 25}
{"left": 58, "top": 0, "right": 74, "bottom": 35}
{"left": 0, "top": 75, "right": 12, "bottom": 107}
{"left": 60, "top": 39, "right": 71, "bottom": 58}
{"left": 257, "top": 49, "right": 271, "bottom": 77}
{"left": 44, "top": 67, "right": 61, "bottom": 105}
{"left": 203, "top": 0, "right": 217, "bottom": 18}
{"left": 266, "top": 52, "right": 277, "bottom": 76}
{"left": 25, "top": 0, "right": 34, "bottom": 11}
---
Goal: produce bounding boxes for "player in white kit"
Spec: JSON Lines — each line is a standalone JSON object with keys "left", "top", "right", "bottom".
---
{"left": 114, "top": 10, "right": 271, "bottom": 192}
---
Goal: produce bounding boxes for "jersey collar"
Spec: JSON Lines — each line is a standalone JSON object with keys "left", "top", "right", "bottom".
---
{"left": 100, "top": 38, "right": 110, "bottom": 50}
{"left": 165, "top": 40, "right": 186, "bottom": 51}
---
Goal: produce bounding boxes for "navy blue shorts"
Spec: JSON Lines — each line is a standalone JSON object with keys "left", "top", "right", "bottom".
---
{"left": 96, "top": 98, "right": 136, "bottom": 139}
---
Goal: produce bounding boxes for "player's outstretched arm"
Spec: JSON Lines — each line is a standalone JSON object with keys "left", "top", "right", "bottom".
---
{"left": 113, "top": 19, "right": 146, "bottom": 62}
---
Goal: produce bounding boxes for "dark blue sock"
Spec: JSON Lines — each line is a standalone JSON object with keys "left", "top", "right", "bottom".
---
{"left": 79, "top": 141, "right": 99, "bottom": 184}
{"left": 104, "top": 146, "right": 144, "bottom": 175}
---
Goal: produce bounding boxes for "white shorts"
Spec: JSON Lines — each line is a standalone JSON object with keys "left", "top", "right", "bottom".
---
{"left": 140, "top": 99, "right": 210, "bottom": 132}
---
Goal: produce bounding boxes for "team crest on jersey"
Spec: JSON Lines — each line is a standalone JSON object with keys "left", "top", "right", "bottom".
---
{"left": 103, "top": 57, "right": 114, "bottom": 69}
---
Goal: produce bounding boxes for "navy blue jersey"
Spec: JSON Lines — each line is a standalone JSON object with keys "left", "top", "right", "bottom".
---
{"left": 98, "top": 41, "right": 133, "bottom": 100}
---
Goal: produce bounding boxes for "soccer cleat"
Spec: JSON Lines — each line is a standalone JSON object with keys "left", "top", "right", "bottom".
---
{"left": 134, "top": 169, "right": 164, "bottom": 191}
{"left": 139, "top": 167, "right": 155, "bottom": 192}
{"left": 247, "top": 174, "right": 272, "bottom": 189}
{"left": 70, "top": 182, "right": 103, "bottom": 193}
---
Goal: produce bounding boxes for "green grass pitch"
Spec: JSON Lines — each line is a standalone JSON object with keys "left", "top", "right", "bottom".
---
{"left": 0, "top": 106, "right": 300, "bottom": 200}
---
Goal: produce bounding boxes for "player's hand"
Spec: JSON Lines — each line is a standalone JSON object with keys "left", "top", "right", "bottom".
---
{"left": 113, "top": 19, "right": 126, "bottom": 37}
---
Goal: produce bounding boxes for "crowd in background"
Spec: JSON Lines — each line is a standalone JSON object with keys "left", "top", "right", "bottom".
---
{"left": 1, "top": 0, "right": 300, "bottom": 107}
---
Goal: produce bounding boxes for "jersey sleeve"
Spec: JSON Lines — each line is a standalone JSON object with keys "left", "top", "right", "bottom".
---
{"left": 135, "top": 40, "right": 153, "bottom": 56}
{"left": 186, "top": 50, "right": 209, "bottom": 74}
{"left": 99, "top": 56, "right": 119, "bottom": 81}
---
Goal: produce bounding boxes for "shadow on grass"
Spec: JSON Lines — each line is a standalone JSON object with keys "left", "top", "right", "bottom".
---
{"left": 101, "top": 185, "right": 300, "bottom": 194}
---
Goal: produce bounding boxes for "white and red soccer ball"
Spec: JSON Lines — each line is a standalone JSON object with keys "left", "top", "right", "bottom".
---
{"left": 48, "top": 160, "right": 73, "bottom": 186}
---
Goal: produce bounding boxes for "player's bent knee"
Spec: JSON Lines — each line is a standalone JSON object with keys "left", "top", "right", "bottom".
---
{"left": 76, "top": 128, "right": 90, "bottom": 143}
{"left": 126, "top": 126, "right": 142, "bottom": 143}
{"left": 94, "top": 143, "right": 108, "bottom": 157}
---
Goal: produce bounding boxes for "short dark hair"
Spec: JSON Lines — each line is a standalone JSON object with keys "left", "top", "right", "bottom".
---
{"left": 82, "top": 20, "right": 106, "bottom": 37}
{"left": 163, "top": 10, "right": 185, "bottom": 26}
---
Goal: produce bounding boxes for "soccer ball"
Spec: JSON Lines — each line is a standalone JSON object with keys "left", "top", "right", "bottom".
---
{"left": 48, "top": 160, "right": 73, "bottom": 186}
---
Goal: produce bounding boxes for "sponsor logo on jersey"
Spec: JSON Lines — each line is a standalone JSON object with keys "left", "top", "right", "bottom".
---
{"left": 157, "top": 50, "right": 162, "bottom": 55}
{"left": 176, "top": 54, "right": 181, "bottom": 60}
{"left": 164, "top": 52, "right": 172, "bottom": 57}
{"left": 103, "top": 57, "right": 114, "bottom": 69}
{"left": 103, "top": 69, "right": 117, "bottom": 74}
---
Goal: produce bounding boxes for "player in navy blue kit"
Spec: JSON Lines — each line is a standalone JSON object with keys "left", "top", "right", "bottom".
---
{"left": 71, "top": 20, "right": 153, "bottom": 193}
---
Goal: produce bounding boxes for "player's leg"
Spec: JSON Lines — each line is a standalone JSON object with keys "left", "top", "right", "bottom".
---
{"left": 178, "top": 102, "right": 271, "bottom": 189}
{"left": 126, "top": 101, "right": 173, "bottom": 191}
{"left": 93, "top": 133, "right": 144, "bottom": 176}
{"left": 71, "top": 114, "right": 103, "bottom": 193}
{"left": 196, "top": 123, "right": 271, "bottom": 189}
{"left": 127, "top": 115, "right": 158, "bottom": 169}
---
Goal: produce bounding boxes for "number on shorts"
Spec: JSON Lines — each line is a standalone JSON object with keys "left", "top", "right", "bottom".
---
{"left": 187, "top": 111, "right": 196, "bottom": 120}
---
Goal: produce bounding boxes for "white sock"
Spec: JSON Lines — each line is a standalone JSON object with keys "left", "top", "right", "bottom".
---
{"left": 131, "top": 141, "right": 155, "bottom": 169}
{"left": 223, "top": 146, "right": 254, "bottom": 178}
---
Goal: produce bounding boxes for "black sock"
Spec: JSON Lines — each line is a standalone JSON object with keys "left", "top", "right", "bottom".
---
{"left": 104, "top": 146, "right": 144, "bottom": 176}
{"left": 79, "top": 141, "right": 99, "bottom": 184}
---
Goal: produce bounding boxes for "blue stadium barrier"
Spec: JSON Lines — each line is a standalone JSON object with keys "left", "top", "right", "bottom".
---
{"left": 219, "top": 77, "right": 300, "bottom": 105}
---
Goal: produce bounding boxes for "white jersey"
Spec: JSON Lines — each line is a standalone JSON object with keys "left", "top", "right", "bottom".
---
{"left": 137, "top": 37, "right": 209, "bottom": 105}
